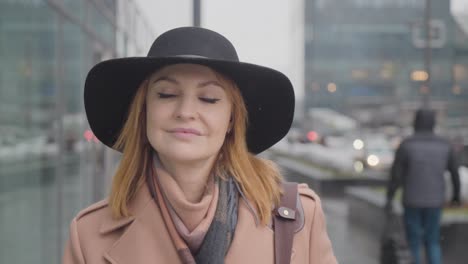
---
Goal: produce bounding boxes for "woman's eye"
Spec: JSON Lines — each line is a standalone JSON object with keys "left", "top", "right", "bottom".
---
{"left": 158, "top": 92, "right": 176, "bottom": 98}
{"left": 200, "top": 97, "right": 220, "bottom": 104}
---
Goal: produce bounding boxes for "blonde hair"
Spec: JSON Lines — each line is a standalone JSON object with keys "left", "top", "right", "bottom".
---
{"left": 109, "top": 68, "right": 283, "bottom": 225}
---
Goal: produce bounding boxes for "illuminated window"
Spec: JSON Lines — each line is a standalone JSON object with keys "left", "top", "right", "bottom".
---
{"left": 411, "top": 70, "right": 429, "bottom": 81}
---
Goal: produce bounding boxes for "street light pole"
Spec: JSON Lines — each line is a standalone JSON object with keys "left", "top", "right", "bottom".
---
{"left": 423, "top": 0, "right": 432, "bottom": 108}
{"left": 193, "top": 0, "right": 201, "bottom": 27}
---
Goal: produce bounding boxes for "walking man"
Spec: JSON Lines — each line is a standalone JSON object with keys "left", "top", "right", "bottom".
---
{"left": 386, "top": 108, "right": 461, "bottom": 264}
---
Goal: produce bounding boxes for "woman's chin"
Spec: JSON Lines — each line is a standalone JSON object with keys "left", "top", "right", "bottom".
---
{"left": 157, "top": 150, "right": 217, "bottom": 165}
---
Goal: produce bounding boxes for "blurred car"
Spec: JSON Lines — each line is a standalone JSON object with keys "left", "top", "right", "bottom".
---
{"left": 286, "top": 127, "right": 322, "bottom": 144}
{"left": 0, "top": 126, "right": 58, "bottom": 162}
{"left": 353, "top": 133, "right": 395, "bottom": 172}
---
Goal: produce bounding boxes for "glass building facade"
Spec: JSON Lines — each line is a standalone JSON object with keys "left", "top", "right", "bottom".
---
{"left": 0, "top": 0, "right": 154, "bottom": 263}
{"left": 304, "top": 0, "right": 468, "bottom": 127}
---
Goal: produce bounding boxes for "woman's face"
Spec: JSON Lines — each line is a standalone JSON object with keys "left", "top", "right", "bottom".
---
{"left": 146, "top": 63, "right": 232, "bottom": 164}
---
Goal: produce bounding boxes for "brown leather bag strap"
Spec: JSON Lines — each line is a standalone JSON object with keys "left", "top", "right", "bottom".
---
{"left": 274, "top": 182, "right": 298, "bottom": 264}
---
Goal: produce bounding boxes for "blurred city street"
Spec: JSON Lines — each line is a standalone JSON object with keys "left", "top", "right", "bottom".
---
{"left": 269, "top": 141, "right": 468, "bottom": 263}
{"left": 2, "top": 0, "right": 468, "bottom": 263}
{"left": 1, "top": 143, "right": 468, "bottom": 263}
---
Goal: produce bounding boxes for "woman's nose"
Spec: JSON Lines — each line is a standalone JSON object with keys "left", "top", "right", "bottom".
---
{"left": 174, "top": 96, "right": 197, "bottom": 119}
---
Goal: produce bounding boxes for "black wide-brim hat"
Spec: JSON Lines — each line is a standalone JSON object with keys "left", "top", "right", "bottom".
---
{"left": 84, "top": 27, "right": 295, "bottom": 154}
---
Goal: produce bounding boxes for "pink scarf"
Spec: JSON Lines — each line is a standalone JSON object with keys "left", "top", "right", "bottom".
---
{"left": 150, "top": 157, "right": 219, "bottom": 263}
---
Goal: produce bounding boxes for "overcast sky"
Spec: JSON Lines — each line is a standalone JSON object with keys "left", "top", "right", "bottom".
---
{"left": 136, "top": 0, "right": 468, "bottom": 51}
{"left": 135, "top": 0, "right": 468, "bottom": 99}
{"left": 134, "top": 0, "right": 304, "bottom": 98}
{"left": 452, "top": 0, "right": 468, "bottom": 13}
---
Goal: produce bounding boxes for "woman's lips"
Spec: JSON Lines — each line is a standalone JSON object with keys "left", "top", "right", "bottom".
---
{"left": 170, "top": 128, "right": 201, "bottom": 135}
{"left": 169, "top": 128, "right": 202, "bottom": 139}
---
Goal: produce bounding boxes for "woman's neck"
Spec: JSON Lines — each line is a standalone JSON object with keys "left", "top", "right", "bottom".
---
{"left": 157, "top": 155, "right": 216, "bottom": 203}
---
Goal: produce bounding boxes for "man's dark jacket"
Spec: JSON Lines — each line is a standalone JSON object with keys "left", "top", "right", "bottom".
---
{"left": 387, "top": 109, "right": 460, "bottom": 207}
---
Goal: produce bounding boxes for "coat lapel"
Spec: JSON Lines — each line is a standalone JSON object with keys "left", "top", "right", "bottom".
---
{"left": 225, "top": 198, "right": 298, "bottom": 263}
{"left": 101, "top": 184, "right": 182, "bottom": 264}
{"left": 225, "top": 198, "right": 275, "bottom": 263}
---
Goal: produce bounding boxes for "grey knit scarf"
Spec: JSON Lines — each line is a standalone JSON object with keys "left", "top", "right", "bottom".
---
{"left": 194, "top": 176, "right": 238, "bottom": 263}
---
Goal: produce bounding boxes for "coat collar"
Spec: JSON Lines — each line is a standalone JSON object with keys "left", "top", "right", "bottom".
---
{"left": 97, "top": 179, "right": 299, "bottom": 264}
{"left": 97, "top": 180, "right": 263, "bottom": 233}
{"left": 99, "top": 182, "right": 152, "bottom": 235}
{"left": 100, "top": 183, "right": 182, "bottom": 264}
{"left": 99, "top": 216, "right": 135, "bottom": 235}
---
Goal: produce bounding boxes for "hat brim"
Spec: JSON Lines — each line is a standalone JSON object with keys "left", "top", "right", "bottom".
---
{"left": 84, "top": 56, "right": 295, "bottom": 154}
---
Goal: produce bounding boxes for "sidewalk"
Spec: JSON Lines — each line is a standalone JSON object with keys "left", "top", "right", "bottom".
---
{"left": 323, "top": 197, "right": 379, "bottom": 264}
{"left": 276, "top": 154, "right": 382, "bottom": 263}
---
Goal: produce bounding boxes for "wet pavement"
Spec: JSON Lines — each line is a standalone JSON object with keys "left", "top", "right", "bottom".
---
{"left": 323, "top": 197, "right": 379, "bottom": 264}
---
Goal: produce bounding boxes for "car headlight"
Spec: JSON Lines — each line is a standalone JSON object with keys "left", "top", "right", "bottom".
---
{"left": 354, "top": 161, "right": 364, "bottom": 173}
{"left": 353, "top": 139, "right": 364, "bottom": 150}
{"left": 367, "top": 154, "right": 380, "bottom": 166}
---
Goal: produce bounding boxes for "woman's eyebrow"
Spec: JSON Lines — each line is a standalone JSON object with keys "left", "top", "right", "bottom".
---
{"left": 151, "top": 76, "right": 224, "bottom": 89}
{"left": 197, "top": 80, "right": 224, "bottom": 89}
{"left": 152, "top": 76, "right": 178, "bottom": 85}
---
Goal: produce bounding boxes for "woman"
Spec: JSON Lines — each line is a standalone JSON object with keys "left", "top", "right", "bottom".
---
{"left": 63, "top": 27, "right": 336, "bottom": 264}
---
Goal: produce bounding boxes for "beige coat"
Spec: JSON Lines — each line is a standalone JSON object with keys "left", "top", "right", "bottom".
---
{"left": 63, "top": 183, "right": 337, "bottom": 264}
